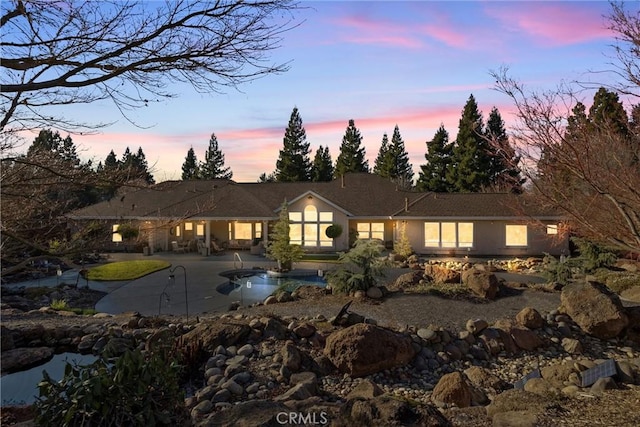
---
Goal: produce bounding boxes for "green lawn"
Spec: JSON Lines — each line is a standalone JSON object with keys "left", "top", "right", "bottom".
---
{"left": 85, "top": 260, "right": 171, "bottom": 281}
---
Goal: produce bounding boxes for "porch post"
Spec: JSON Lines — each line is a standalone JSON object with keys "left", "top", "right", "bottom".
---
{"left": 205, "top": 220, "right": 211, "bottom": 253}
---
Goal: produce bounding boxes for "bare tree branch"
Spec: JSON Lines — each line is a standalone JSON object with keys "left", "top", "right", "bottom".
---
{"left": 0, "top": 0, "right": 302, "bottom": 132}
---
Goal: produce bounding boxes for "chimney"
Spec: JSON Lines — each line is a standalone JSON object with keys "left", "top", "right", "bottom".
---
{"left": 404, "top": 197, "right": 408, "bottom": 212}
{"left": 341, "top": 174, "right": 345, "bottom": 188}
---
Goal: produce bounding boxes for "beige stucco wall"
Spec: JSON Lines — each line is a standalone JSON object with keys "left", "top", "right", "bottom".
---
{"left": 401, "top": 219, "right": 568, "bottom": 257}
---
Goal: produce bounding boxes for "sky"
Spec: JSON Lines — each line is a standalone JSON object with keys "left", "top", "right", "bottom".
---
{"left": 28, "top": 1, "right": 627, "bottom": 183}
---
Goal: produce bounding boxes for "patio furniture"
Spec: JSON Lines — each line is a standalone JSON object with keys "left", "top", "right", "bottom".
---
{"left": 171, "top": 241, "right": 186, "bottom": 253}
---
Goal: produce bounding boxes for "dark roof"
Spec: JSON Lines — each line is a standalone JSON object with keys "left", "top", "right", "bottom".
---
{"left": 68, "top": 174, "right": 561, "bottom": 220}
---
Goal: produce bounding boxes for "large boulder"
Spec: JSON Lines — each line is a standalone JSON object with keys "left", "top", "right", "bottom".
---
{"left": 560, "top": 281, "right": 629, "bottom": 339}
{"left": 181, "top": 320, "right": 251, "bottom": 352}
{"left": 1, "top": 347, "right": 54, "bottom": 374}
{"left": 424, "top": 264, "right": 460, "bottom": 284}
{"left": 342, "top": 395, "right": 451, "bottom": 426}
{"left": 390, "top": 271, "right": 424, "bottom": 291}
{"left": 431, "top": 372, "right": 472, "bottom": 408}
{"left": 462, "top": 269, "right": 499, "bottom": 299}
{"left": 324, "top": 324, "right": 416, "bottom": 377}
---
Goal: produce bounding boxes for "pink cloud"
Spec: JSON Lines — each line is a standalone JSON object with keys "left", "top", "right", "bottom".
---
{"left": 485, "top": 3, "right": 612, "bottom": 46}
{"left": 332, "top": 15, "right": 424, "bottom": 49}
{"left": 421, "top": 24, "right": 468, "bottom": 49}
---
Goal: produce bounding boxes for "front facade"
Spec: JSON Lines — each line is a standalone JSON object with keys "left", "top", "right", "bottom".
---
{"left": 69, "top": 174, "right": 569, "bottom": 257}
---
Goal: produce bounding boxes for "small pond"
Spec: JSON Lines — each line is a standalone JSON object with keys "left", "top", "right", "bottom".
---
{"left": 216, "top": 270, "right": 327, "bottom": 305}
{"left": 1, "top": 352, "right": 98, "bottom": 406}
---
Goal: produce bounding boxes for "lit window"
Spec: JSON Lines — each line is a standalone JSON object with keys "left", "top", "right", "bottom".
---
{"left": 175, "top": 225, "right": 181, "bottom": 237}
{"left": 184, "top": 222, "right": 193, "bottom": 231}
{"left": 304, "top": 205, "right": 317, "bottom": 222}
{"left": 441, "top": 222, "right": 457, "bottom": 248}
{"left": 356, "top": 223, "right": 370, "bottom": 239}
{"left": 319, "top": 212, "right": 333, "bottom": 222}
{"left": 196, "top": 224, "right": 205, "bottom": 236}
{"left": 547, "top": 224, "right": 558, "bottom": 235}
{"left": 234, "top": 223, "right": 252, "bottom": 239}
{"left": 371, "top": 223, "right": 384, "bottom": 240}
{"left": 255, "top": 222, "right": 262, "bottom": 238}
{"left": 289, "top": 224, "right": 302, "bottom": 245}
{"left": 458, "top": 223, "right": 474, "bottom": 247}
{"left": 319, "top": 224, "right": 333, "bottom": 247}
{"left": 304, "top": 223, "right": 317, "bottom": 246}
{"left": 289, "top": 212, "right": 302, "bottom": 222}
{"left": 112, "top": 224, "right": 122, "bottom": 242}
{"left": 423, "top": 222, "right": 473, "bottom": 248}
{"left": 506, "top": 225, "right": 528, "bottom": 246}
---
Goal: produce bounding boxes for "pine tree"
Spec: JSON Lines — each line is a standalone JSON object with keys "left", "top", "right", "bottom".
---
{"left": 373, "top": 133, "right": 392, "bottom": 177}
{"left": 484, "top": 107, "right": 523, "bottom": 192}
{"left": 132, "top": 147, "right": 155, "bottom": 184}
{"left": 389, "top": 125, "right": 414, "bottom": 188}
{"left": 181, "top": 147, "right": 200, "bottom": 180}
{"left": 104, "top": 150, "right": 119, "bottom": 170}
{"left": 446, "top": 94, "right": 491, "bottom": 192}
{"left": 27, "top": 129, "right": 79, "bottom": 165}
{"left": 200, "top": 133, "right": 232, "bottom": 179}
{"left": 266, "top": 200, "right": 304, "bottom": 271}
{"left": 275, "top": 107, "right": 312, "bottom": 182}
{"left": 311, "top": 145, "right": 334, "bottom": 182}
{"left": 335, "top": 119, "right": 369, "bottom": 177}
{"left": 417, "top": 125, "right": 454, "bottom": 192}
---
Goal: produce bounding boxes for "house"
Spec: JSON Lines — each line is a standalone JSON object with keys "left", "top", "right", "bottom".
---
{"left": 67, "top": 173, "right": 568, "bottom": 256}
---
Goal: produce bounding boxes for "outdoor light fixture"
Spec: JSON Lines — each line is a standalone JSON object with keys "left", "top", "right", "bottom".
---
{"left": 168, "top": 265, "right": 189, "bottom": 323}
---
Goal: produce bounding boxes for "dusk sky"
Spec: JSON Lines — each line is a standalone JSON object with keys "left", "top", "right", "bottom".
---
{"left": 45, "top": 1, "right": 624, "bottom": 183}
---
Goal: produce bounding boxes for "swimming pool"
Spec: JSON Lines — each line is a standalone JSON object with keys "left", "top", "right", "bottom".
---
{"left": 216, "top": 269, "right": 327, "bottom": 304}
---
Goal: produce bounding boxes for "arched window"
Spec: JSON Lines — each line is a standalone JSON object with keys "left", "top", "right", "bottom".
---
{"left": 289, "top": 204, "right": 334, "bottom": 248}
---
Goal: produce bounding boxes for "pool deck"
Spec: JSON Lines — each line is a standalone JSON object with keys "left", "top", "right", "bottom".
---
{"left": 4, "top": 252, "right": 334, "bottom": 318}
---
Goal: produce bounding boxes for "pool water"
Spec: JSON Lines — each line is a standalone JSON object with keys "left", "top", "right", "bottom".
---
{"left": 216, "top": 270, "right": 326, "bottom": 304}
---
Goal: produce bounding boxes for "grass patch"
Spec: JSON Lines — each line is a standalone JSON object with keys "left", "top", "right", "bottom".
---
{"left": 301, "top": 253, "right": 341, "bottom": 262}
{"left": 86, "top": 260, "right": 170, "bottom": 281}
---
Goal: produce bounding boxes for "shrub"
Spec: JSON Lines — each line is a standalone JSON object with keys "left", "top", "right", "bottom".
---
{"left": 266, "top": 201, "right": 304, "bottom": 271}
{"left": 541, "top": 253, "right": 574, "bottom": 285}
{"left": 393, "top": 222, "right": 413, "bottom": 259}
{"left": 327, "top": 239, "right": 389, "bottom": 294}
{"left": 325, "top": 224, "right": 343, "bottom": 239}
{"left": 116, "top": 223, "right": 139, "bottom": 240}
{"left": 594, "top": 269, "right": 640, "bottom": 294}
{"left": 50, "top": 299, "right": 69, "bottom": 310}
{"left": 35, "top": 348, "right": 187, "bottom": 426}
{"left": 572, "top": 238, "right": 618, "bottom": 273}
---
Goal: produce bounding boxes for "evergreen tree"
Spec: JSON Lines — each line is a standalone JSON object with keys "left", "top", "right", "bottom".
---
{"left": 200, "top": 133, "right": 232, "bottom": 179}
{"left": 389, "top": 125, "right": 414, "bottom": 188}
{"left": 484, "top": 107, "right": 523, "bottom": 192}
{"left": 588, "top": 87, "right": 629, "bottom": 135}
{"left": 275, "top": 107, "right": 312, "bottom": 182}
{"left": 104, "top": 150, "right": 119, "bottom": 171}
{"left": 335, "top": 119, "right": 369, "bottom": 176}
{"left": 373, "top": 133, "right": 393, "bottom": 177}
{"left": 417, "top": 125, "right": 454, "bottom": 192}
{"left": 120, "top": 146, "right": 154, "bottom": 184}
{"left": 311, "top": 145, "right": 334, "bottom": 182}
{"left": 181, "top": 147, "right": 200, "bottom": 180}
{"left": 258, "top": 172, "right": 276, "bottom": 183}
{"left": 446, "top": 94, "right": 491, "bottom": 192}
{"left": 27, "top": 129, "right": 79, "bottom": 165}
{"left": 266, "top": 201, "right": 304, "bottom": 271}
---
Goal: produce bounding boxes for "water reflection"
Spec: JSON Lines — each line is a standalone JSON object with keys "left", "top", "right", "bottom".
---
{"left": 1, "top": 352, "right": 98, "bottom": 406}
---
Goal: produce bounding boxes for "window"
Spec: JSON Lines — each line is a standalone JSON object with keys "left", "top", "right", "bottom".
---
{"left": 289, "top": 206, "right": 335, "bottom": 247}
{"left": 196, "top": 224, "right": 205, "bottom": 236}
{"left": 357, "top": 222, "right": 384, "bottom": 240}
{"left": 175, "top": 225, "right": 181, "bottom": 237}
{"left": 423, "top": 222, "right": 474, "bottom": 248}
{"left": 255, "top": 222, "right": 262, "bottom": 238}
{"left": 112, "top": 224, "right": 122, "bottom": 242}
{"left": 234, "top": 223, "right": 252, "bottom": 240}
{"left": 547, "top": 224, "right": 558, "bottom": 235}
{"left": 506, "top": 225, "right": 528, "bottom": 246}
{"left": 184, "top": 222, "right": 193, "bottom": 231}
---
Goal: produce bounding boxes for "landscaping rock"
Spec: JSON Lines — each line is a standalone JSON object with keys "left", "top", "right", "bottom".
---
{"left": 390, "top": 271, "right": 424, "bottom": 291}
{"left": 0, "top": 346, "right": 54, "bottom": 374}
{"left": 462, "top": 269, "right": 499, "bottom": 299}
{"left": 182, "top": 321, "right": 251, "bottom": 352}
{"left": 324, "top": 323, "right": 416, "bottom": 377}
{"left": 424, "top": 264, "right": 460, "bottom": 284}
{"left": 560, "top": 281, "right": 629, "bottom": 339}
{"left": 431, "top": 372, "right": 472, "bottom": 408}
{"left": 516, "top": 307, "right": 545, "bottom": 329}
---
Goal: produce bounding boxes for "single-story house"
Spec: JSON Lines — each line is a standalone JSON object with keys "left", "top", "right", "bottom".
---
{"left": 68, "top": 173, "right": 568, "bottom": 257}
